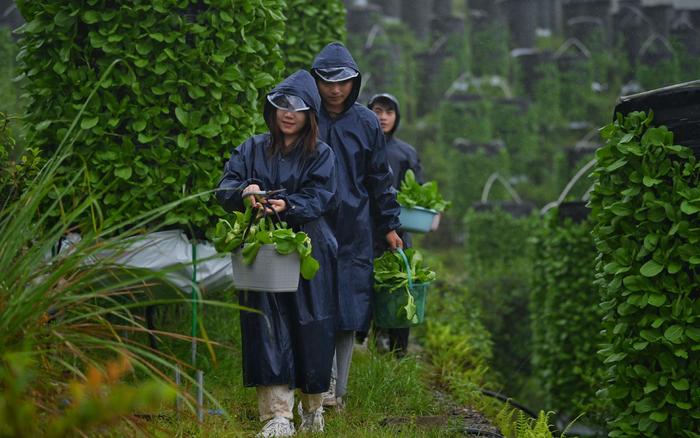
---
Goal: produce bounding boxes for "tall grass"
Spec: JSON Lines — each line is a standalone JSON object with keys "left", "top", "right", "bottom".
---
{"left": 0, "top": 59, "right": 234, "bottom": 436}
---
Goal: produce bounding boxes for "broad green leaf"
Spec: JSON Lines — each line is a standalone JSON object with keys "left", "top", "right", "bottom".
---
{"left": 114, "top": 166, "right": 132, "bottom": 180}
{"left": 175, "top": 107, "right": 189, "bottom": 127}
{"left": 80, "top": 116, "right": 99, "bottom": 130}
{"left": 664, "top": 325, "right": 683, "bottom": 344}
{"left": 640, "top": 259, "right": 664, "bottom": 277}
{"left": 300, "top": 256, "right": 319, "bottom": 280}
{"left": 671, "top": 378, "right": 689, "bottom": 391}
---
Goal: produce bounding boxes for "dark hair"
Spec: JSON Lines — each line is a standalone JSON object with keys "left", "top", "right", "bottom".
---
{"left": 265, "top": 109, "right": 319, "bottom": 159}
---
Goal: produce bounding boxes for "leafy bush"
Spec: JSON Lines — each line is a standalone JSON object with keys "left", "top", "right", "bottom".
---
{"left": 280, "top": 0, "right": 346, "bottom": 75}
{"left": 15, "top": 1, "right": 286, "bottom": 235}
{"left": 1, "top": 96, "right": 211, "bottom": 435}
{"left": 0, "top": 27, "right": 20, "bottom": 115}
{"left": 530, "top": 209, "right": 608, "bottom": 424}
{"left": 463, "top": 208, "right": 537, "bottom": 394}
{"left": 590, "top": 111, "right": 700, "bottom": 437}
{"left": 1, "top": 113, "right": 43, "bottom": 209}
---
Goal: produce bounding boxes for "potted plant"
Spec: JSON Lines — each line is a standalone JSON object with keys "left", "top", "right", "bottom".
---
{"left": 372, "top": 248, "right": 436, "bottom": 328}
{"left": 212, "top": 207, "right": 319, "bottom": 292}
{"left": 397, "top": 170, "right": 451, "bottom": 233}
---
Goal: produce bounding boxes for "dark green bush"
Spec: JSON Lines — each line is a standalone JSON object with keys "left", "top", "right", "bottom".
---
{"left": 16, "top": 1, "right": 343, "bottom": 235}
{"left": 590, "top": 111, "right": 700, "bottom": 437}
{"left": 530, "top": 209, "right": 608, "bottom": 424}
{"left": 0, "top": 113, "right": 42, "bottom": 208}
{"left": 463, "top": 208, "right": 536, "bottom": 394}
{"left": 280, "top": 0, "right": 346, "bottom": 75}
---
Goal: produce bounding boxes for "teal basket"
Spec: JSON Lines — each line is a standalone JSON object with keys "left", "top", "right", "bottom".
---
{"left": 399, "top": 206, "right": 438, "bottom": 233}
{"left": 373, "top": 249, "right": 430, "bottom": 328}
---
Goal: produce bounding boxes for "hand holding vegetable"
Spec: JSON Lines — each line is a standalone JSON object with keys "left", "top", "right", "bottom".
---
{"left": 265, "top": 199, "right": 287, "bottom": 214}
{"left": 242, "top": 184, "right": 262, "bottom": 209}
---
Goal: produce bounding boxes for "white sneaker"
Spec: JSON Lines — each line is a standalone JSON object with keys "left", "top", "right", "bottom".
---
{"left": 298, "top": 402, "right": 325, "bottom": 433}
{"left": 321, "top": 376, "right": 336, "bottom": 407}
{"left": 256, "top": 416, "right": 295, "bottom": 437}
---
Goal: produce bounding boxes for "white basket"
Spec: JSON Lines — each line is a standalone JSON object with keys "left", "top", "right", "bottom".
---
{"left": 231, "top": 244, "right": 300, "bottom": 292}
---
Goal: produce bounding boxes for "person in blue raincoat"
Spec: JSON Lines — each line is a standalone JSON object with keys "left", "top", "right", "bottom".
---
{"left": 368, "top": 92, "right": 425, "bottom": 356}
{"left": 310, "top": 42, "right": 403, "bottom": 408}
{"left": 216, "top": 70, "right": 337, "bottom": 438}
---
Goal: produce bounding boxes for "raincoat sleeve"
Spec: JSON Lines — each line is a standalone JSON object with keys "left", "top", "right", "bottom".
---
{"left": 282, "top": 146, "right": 337, "bottom": 226}
{"left": 365, "top": 120, "right": 401, "bottom": 234}
{"left": 410, "top": 148, "right": 425, "bottom": 185}
{"left": 216, "top": 139, "right": 264, "bottom": 213}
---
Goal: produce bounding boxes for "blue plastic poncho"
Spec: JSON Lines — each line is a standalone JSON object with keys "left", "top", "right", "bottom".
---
{"left": 312, "top": 43, "right": 401, "bottom": 331}
{"left": 216, "top": 70, "right": 338, "bottom": 393}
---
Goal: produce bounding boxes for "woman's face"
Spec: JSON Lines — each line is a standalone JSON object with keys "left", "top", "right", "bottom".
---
{"left": 276, "top": 109, "right": 307, "bottom": 138}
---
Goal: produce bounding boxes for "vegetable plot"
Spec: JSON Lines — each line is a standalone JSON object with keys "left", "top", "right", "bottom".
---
{"left": 373, "top": 248, "right": 436, "bottom": 323}
{"left": 212, "top": 207, "right": 319, "bottom": 281}
{"left": 590, "top": 111, "right": 700, "bottom": 437}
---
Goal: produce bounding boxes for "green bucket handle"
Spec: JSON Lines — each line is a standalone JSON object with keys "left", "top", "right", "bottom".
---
{"left": 396, "top": 247, "right": 413, "bottom": 291}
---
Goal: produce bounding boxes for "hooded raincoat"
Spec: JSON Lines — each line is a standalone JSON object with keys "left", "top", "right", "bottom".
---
{"left": 216, "top": 70, "right": 337, "bottom": 394}
{"left": 312, "top": 43, "right": 401, "bottom": 332}
{"left": 368, "top": 94, "right": 425, "bottom": 252}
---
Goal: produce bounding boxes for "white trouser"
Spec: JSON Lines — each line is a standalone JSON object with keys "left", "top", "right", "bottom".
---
{"left": 256, "top": 385, "right": 323, "bottom": 421}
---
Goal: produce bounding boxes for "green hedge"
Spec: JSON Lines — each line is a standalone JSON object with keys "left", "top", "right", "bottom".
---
{"left": 0, "top": 27, "right": 22, "bottom": 116}
{"left": 530, "top": 209, "right": 607, "bottom": 423}
{"left": 463, "top": 208, "right": 536, "bottom": 392}
{"left": 280, "top": 0, "right": 345, "bottom": 75}
{"left": 590, "top": 111, "right": 700, "bottom": 437}
{"left": 16, "top": 1, "right": 343, "bottom": 235}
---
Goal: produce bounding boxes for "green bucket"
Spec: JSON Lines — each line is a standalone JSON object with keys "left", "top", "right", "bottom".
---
{"left": 373, "top": 248, "right": 430, "bottom": 328}
{"left": 373, "top": 282, "right": 429, "bottom": 328}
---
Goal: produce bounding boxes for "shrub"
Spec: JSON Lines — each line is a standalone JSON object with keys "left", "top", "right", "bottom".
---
{"left": 530, "top": 209, "right": 608, "bottom": 424}
{"left": 280, "top": 0, "right": 346, "bottom": 75}
{"left": 15, "top": 1, "right": 287, "bottom": 235}
{"left": 463, "top": 208, "right": 537, "bottom": 394}
{"left": 590, "top": 111, "right": 700, "bottom": 437}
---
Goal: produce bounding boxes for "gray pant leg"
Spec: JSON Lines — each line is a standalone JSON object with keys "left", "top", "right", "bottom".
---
{"left": 334, "top": 330, "right": 355, "bottom": 398}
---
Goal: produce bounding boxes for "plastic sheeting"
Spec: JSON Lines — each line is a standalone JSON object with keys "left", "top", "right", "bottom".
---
{"left": 57, "top": 230, "right": 234, "bottom": 295}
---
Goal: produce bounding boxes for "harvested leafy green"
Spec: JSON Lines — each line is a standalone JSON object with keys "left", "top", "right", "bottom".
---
{"left": 374, "top": 248, "right": 436, "bottom": 323}
{"left": 397, "top": 170, "right": 451, "bottom": 212}
{"left": 212, "top": 207, "right": 319, "bottom": 280}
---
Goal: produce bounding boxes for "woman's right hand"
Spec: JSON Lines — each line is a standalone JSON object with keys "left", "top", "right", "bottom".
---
{"left": 242, "top": 184, "right": 262, "bottom": 209}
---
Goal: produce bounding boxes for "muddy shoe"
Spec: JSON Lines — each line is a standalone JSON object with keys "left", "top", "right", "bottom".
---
{"left": 298, "top": 403, "right": 325, "bottom": 433}
{"left": 256, "top": 416, "right": 295, "bottom": 438}
{"left": 321, "top": 376, "right": 336, "bottom": 407}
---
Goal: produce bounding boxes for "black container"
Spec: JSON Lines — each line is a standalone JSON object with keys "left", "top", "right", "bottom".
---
{"left": 505, "top": 0, "right": 537, "bottom": 48}
{"left": 614, "top": 80, "right": 700, "bottom": 158}
{"left": 558, "top": 201, "right": 590, "bottom": 223}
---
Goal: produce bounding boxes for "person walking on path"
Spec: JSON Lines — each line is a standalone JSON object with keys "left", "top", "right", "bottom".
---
{"left": 310, "top": 42, "right": 403, "bottom": 408}
{"left": 368, "top": 92, "right": 424, "bottom": 356}
{"left": 216, "top": 70, "right": 338, "bottom": 437}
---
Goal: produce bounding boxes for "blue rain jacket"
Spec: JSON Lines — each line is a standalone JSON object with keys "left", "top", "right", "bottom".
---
{"left": 216, "top": 70, "right": 337, "bottom": 393}
{"left": 312, "top": 43, "right": 401, "bottom": 331}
